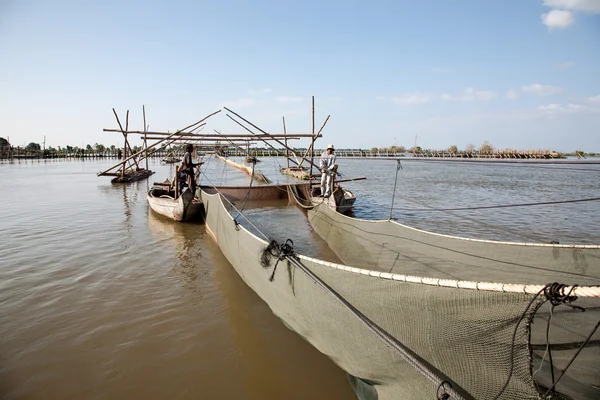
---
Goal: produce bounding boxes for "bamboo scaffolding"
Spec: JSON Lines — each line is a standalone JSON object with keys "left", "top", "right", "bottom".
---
{"left": 225, "top": 113, "right": 302, "bottom": 165}
{"left": 98, "top": 110, "right": 221, "bottom": 177}
{"left": 144, "top": 136, "right": 260, "bottom": 142}
{"left": 223, "top": 107, "right": 321, "bottom": 154}
{"left": 214, "top": 129, "right": 251, "bottom": 154}
{"left": 103, "top": 129, "right": 314, "bottom": 138}
{"left": 310, "top": 96, "right": 315, "bottom": 181}
{"left": 283, "top": 116, "right": 289, "bottom": 168}
{"left": 143, "top": 105, "right": 148, "bottom": 171}
{"left": 298, "top": 114, "right": 330, "bottom": 168}
{"left": 112, "top": 109, "right": 141, "bottom": 173}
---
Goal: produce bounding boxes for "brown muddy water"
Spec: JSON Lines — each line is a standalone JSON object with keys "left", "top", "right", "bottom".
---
{"left": 1, "top": 156, "right": 599, "bottom": 399}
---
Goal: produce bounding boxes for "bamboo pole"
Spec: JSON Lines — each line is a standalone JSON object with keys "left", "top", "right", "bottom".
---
{"left": 225, "top": 113, "right": 302, "bottom": 165}
{"left": 309, "top": 96, "right": 315, "bottom": 183}
{"left": 223, "top": 107, "right": 318, "bottom": 171}
{"left": 283, "top": 116, "right": 289, "bottom": 168}
{"left": 143, "top": 105, "right": 148, "bottom": 171}
{"left": 99, "top": 110, "right": 221, "bottom": 176}
{"left": 112, "top": 108, "right": 140, "bottom": 171}
{"left": 298, "top": 114, "right": 330, "bottom": 168}
{"left": 102, "top": 128, "right": 314, "bottom": 138}
{"left": 214, "top": 129, "right": 250, "bottom": 154}
{"left": 223, "top": 107, "right": 319, "bottom": 150}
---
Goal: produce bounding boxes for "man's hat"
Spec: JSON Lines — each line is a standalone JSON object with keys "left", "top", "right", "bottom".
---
{"left": 327, "top": 144, "right": 335, "bottom": 150}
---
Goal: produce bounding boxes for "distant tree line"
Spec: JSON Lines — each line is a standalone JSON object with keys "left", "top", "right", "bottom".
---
{"left": 1, "top": 137, "right": 597, "bottom": 157}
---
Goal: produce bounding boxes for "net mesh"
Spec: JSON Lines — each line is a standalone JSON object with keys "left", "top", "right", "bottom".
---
{"left": 202, "top": 191, "right": 600, "bottom": 400}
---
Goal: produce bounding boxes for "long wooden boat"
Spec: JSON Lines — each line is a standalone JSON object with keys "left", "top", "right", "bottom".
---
{"left": 147, "top": 186, "right": 203, "bottom": 222}
{"left": 199, "top": 183, "right": 308, "bottom": 202}
{"left": 200, "top": 188, "right": 600, "bottom": 400}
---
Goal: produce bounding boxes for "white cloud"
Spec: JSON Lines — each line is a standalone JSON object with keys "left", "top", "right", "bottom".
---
{"left": 555, "top": 61, "right": 575, "bottom": 69}
{"left": 219, "top": 98, "right": 256, "bottom": 109}
{"left": 587, "top": 95, "right": 600, "bottom": 103}
{"left": 274, "top": 96, "right": 303, "bottom": 103}
{"left": 537, "top": 102, "right": 600, "bottom": 116}
{"left": 544, "top": 0, "right": 600, "bottom": 13}
{"left": 390, "top": 93, "right": 432, "bottom": 105}
{"left": 506, "top": 89, "right": 520, "bottom": 100}
{"left": 541, "top": 9, "right": 575, "bottom": 29}
{"left": 441, "top": 88, "right": 498, "bottom": 102}
{"left": 521, "top": 83, "right": 563, "bottom": 96}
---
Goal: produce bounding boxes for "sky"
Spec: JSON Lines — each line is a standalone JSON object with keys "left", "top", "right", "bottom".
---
{"left": 1, "top": 0, "right": 599, "bottom": 152}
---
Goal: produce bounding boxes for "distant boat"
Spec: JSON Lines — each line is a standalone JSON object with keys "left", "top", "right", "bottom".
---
{"left": 111, "top": 169, "right": 154, "bottom": 183}
{"left": 161, "top": 157, "right": 181, "bottom": 164}
{"left": 147, "top": 182, "right": 202, "bottom": 222}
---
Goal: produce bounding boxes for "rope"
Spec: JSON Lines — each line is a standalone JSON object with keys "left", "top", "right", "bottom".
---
{"left": 396, "top": 194, "right": 545, "bottom": 243}
{"left": 200, "top": 173, "right": 270, "bottom": 242}
{"left": 492, "top": 283, "right": 592, "bottom": 400}
{"left": 542, "top": 318, "right": 600, "bottom": 396}
{"left": 389, "top": 159, "right": 402, "bottom": 220}
{"left": 398, "top": 158, "right": 600, "bottom": 172}
{"left": 285, "top": 184, "right": 313, "bottom": 209}
{"left": 392, "top": 196, "right": 600, "bottom": 212}
{"left": 307, "top": 209, "right": 600, "bottom": 282}
{"left": 260, "top": 239, "right": 295, "bottom": 281}
{"left": 233, "top": 158, "right": 256, "bottom": 225}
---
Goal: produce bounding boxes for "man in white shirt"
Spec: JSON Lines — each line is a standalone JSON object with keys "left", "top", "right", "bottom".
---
{"left": 319, "top": 144, "right": 337, "bottom": 197}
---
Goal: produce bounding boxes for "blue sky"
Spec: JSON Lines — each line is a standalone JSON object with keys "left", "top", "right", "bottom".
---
{"left": 1, "top": 0, "right": 599, "bottom": 151}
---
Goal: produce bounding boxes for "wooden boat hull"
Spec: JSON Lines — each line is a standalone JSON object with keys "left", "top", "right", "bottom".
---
{"left": 199, "top": 183, "right": 309, "bottom": 202}
{"left": 147, "top": 188, "right": 202, "bottom": 222}
{"left": 304, "top": 185, "right": 357, "bottom": 213}
{"left": 111, "top": 169, "right": 154, "bottom": 183}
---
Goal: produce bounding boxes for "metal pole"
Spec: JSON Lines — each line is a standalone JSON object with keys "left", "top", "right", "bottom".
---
{"left": 389, "top": 159, "right": 402, "bottom": 220}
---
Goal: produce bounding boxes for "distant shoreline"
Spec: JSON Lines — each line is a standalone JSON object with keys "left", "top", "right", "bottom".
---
{"left": 336, "top": 156, "right": 600, "bottom": 164}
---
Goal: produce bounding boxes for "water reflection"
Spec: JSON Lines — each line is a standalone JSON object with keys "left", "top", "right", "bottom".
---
{"left": 147, "top": 211, "right": 207, "bottom": 290}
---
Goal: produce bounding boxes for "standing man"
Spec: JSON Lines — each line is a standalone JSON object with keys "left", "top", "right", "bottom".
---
{"left": 319, "top": 144, "right": 337, "bottom": 197}
{"left": 181, "top": 144, "right": 203, "bottom": 194}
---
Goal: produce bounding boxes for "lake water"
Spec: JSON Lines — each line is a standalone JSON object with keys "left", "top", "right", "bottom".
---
{"left": 1, "top": 156, "right": 599, "bottom": 399}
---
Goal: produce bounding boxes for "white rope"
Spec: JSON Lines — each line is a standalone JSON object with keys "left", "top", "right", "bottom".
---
{"left": 296, "top": 256, "right": 600, "bottom": 297}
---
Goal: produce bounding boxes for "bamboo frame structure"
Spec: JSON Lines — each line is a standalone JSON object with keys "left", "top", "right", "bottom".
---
{"left": 98, "top": 110, "right": 221, "bottom": 178}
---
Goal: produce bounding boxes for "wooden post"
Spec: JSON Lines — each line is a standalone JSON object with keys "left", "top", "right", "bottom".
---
{"left": 298, "top": 114, "right": 330, "bottom": 168}
{"left": 121, "top": 113, "right": 127, "bottom": 178}
{"left": 143, "top": 105, "right": 148, "bottom": 171}
{"left": 112, "top": 108, "right": 140, "bottom": 173}
{"left": 283, "top": 116, "right": 289, "bottom": 168}
{"left": 310, "top": 96, "right": 315, "bottom": 182}
{"left": 224, "top": 113, "right": 299, "bottom": 165}
{"left": 98, "top": 110, "right": 221, "bottom": 176}
{"left": 223, "top": 107, "right": 305, "bottom": 162}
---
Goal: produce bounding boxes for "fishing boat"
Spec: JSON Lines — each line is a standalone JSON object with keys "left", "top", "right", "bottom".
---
{"left": 200, "top": 188, "right": 600, "bottom": 400}
{"left": 147, "top": 183, "right": 203, "bottom": 222}
{"left": 288, "top": 183, "right": 357, "bottom": 213}
{"left": 161, "top": 157, "right": 181, "bottom": 164}
{"left": 199, "top": 183, "right": 307, "bottom": 202}
{"left": 308, "top": 185, "right": 356, "bottom": 213}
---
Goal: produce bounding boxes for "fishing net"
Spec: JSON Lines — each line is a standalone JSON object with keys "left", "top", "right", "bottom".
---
{"left": 202, "top": 191, "right": 600, "bottom": 400}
